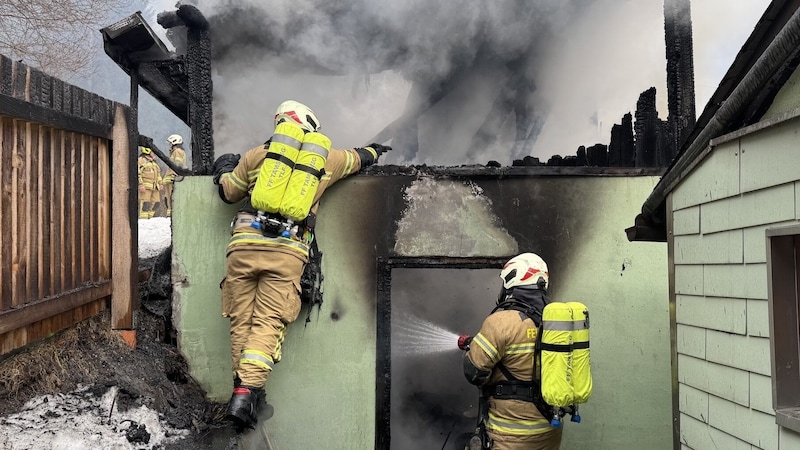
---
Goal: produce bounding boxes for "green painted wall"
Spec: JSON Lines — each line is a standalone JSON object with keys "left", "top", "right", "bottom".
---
{"left": 667, "top": 68, "right": 800, "bottom": 447}
{"left": 171, "top": 178, "right": 238, "bottom": 401}
{"left": 554, "top": 177, "right": 671, "bottom": 450}
{"left": 172, "top": 174, "right": 670, "bottom": 449}
{"left": 762, "top": 65, "right": 800, "bottom": 121}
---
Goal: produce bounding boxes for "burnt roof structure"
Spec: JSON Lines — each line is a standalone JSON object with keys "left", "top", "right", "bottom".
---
{"left": 101, "top": 12, "right": 187, "bottom": 122}
{"left": 101, "top": 6, "right": 214, "bottom": 175}
{"left": 626, "top": 0, "right": 800, "bottom": 242}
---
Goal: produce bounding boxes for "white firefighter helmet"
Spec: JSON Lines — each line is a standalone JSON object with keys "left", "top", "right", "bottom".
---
{"left": 500, "top": 252, "right": 549, "bottom": 290}
{"left": 274, "top": 100, "right": 320, "bottom": 132}
{"left": 167, "top": 134, "right": 183, "bottom": 146}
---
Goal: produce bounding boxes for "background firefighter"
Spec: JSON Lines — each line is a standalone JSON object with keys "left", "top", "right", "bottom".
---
{"left": 211, "top": 100, "right": 391, "bottom": 430}
{"left": 137, "top": 146, "right": 162, "bottom": 219}
{"left": 162, "top": 134, "right": 187, "bottom": 217}
{"left": 462, "top": 253, "right": 563, "bottom": 450}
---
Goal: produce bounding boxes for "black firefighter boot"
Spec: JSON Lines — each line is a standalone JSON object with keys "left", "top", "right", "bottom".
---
{"left": 226, "top": 385, "right": 266, "bottom": 430}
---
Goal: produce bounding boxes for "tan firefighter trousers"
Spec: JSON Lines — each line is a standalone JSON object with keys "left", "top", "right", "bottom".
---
{"left": 488, "top": 427, "right": 563, "bottom": 450}
{"left": 221, "top": 248, "right": 304, "bottom": 388}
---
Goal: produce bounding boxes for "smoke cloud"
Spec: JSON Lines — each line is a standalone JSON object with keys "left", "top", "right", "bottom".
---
{"left": 390, "top": 268, "right": 496, "bottom": 449}
{"left": 143, "top": 0, "right": 770, "bottom": 165}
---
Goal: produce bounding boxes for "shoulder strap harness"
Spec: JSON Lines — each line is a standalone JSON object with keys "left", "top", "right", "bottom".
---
{"left": 482, "top": 300, "right": 553, "bottom": 421}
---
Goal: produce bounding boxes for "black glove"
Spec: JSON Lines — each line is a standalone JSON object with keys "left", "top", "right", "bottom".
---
{"left": 356, "top": 143, "right": 392, "bottom": 168}
{"left": 213, "top": 153, "right": 240, "bottom": 185}
{"left": 366, "top": 143, "right": 392, "bottom": 159}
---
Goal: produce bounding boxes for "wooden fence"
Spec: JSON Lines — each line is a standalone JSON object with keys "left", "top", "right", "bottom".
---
{"left": 0, "top": 55, "right": 137, "bottom": 356}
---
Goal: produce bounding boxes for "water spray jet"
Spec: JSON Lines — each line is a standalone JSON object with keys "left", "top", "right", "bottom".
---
{"left": 392, "top": 312, "right": 463, "bottom": 357}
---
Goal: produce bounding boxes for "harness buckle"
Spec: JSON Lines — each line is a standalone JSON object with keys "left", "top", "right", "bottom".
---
{"left": 250, "top": 211, "right": 293, "bottom": 237}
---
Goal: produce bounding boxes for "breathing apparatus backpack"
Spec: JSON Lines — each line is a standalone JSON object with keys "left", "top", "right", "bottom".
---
{"left": 280, "top": 131, "right": 330, "bottom": 221}
{"left": 537, "top": 301, "right": 592, "bottom": 426}
{"left": 249, "top": 121, "right": 331, "bottom": 235}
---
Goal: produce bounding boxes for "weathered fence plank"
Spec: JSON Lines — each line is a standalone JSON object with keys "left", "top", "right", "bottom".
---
{"left": 28, "top": 122, "right": 40, "bottom": 302}
{"left": 0, "top": 281, "right": 112, "bottom": 335}
{"left": 110, "top": 104, "right": 136, "bottom": 331}
{"left": 1, "top": 117, "right": 13, "bottom": 310}
{"left": 0, "top": 56, "right": 127, "bottom": 356}
{"left": 15, "top": 118, "right": 27, "bottom": 306}
{"left": 41, "top": 126, "right": 52, "bottom": 297}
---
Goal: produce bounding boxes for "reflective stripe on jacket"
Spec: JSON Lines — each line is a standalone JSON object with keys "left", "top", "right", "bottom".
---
{"left": 164, "top": 146, "right": 187, "bottom": 184}
{"left": 138, "top": 156, "right": 161, "bottom": 189}
{"left": 219, "top": 144, "right": 364, "bottom": 261}
{"left": 466, "top": 309, "right": 552, "bottom": 436}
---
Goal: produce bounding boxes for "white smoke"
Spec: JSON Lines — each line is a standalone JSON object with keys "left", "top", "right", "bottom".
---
{"left": 140, "top": 0, "right": 770, "bottom": 165}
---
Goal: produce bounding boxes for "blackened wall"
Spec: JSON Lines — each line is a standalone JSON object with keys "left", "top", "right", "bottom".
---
{"left": 172, "top": 168, "right": 671, "bottom": 449}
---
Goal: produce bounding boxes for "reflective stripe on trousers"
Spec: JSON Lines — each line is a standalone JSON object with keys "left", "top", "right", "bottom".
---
{"left": 240, "top": 348, "right": 275, "bottom": 371}
{"left": 223, "top": 249, "right": 303, "bottom": 388}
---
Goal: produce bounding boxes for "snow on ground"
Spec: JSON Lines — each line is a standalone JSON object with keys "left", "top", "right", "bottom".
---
{"left": 138, "top": 217, "right": 172, "bottom": 259}
{"left": 0, "top": 385, "right": 190, "bottom": 450}
{"left": 0, "top": 218, "right": 181, "bottom": 449}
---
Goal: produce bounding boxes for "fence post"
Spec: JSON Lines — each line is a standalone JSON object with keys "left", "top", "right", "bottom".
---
{"left": 110, "top": 102, "right": 137, "bottom": 347}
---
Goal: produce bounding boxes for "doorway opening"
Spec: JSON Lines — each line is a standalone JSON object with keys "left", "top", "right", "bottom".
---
{"left": 375, "top": 256, "right": 508, "bottom": 449}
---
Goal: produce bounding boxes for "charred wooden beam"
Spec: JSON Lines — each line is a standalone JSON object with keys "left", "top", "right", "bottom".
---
{"left": 664, "top": 0, "right": 696, "bottom": 158}
{"left": 158, "top": 5, "right": 214, "bottom": 175}
{"left": 363, "top": 164, "right": 664, "bottom": 178}
{"left": 587, "top": 143, "right": 609, "bottom": 167}
{"left": 634, "top": 88, "right": 657, "bottom": 167}
{"left": 608, "top": 113, "right": 635, "bottom": 167}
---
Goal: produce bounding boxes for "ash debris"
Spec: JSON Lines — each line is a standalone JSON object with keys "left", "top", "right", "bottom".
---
{"left": 0, "top": 244, "right": 233, "bottom": 450}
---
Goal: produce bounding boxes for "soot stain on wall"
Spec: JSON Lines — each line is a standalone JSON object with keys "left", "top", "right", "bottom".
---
{"left": 393, "top": 177, "right": 518, "bottom": 257}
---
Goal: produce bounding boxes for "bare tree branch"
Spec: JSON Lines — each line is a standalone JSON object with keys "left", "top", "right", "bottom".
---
{"left": 0, "top": 0, "right": 131, "bottom": 78}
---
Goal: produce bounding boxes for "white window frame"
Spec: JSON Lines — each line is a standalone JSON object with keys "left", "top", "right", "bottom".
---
{"left": 766, "top": 224, "right": 800, "bottom": 434}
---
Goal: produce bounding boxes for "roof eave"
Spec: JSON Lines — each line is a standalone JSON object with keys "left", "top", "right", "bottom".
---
{"left": 628, "top": 1, "right": 800, "bottom": 242}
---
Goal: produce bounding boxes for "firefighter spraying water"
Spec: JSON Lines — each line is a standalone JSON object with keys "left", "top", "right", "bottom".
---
{"left": 457, "top": 253, "right": 592, "bottom": 450}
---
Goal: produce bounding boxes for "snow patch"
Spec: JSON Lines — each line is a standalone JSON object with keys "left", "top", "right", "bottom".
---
{"left": 138, "top": 217, "right": 172, "bottom": 260}
{"left": 0, "top": 385, "right": 190, "bottom": 450}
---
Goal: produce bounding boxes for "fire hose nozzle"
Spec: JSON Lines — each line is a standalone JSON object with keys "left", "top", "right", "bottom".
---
{"left": 458, "top": 334, "right": 473, "bottom": 351}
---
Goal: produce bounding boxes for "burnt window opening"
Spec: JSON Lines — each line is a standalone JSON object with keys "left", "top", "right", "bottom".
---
{"left": 375, "top": 257, "right": 509, "bottom": 450}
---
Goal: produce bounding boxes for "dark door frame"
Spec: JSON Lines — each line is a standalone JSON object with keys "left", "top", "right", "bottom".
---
{"left": 374, "top": 256, "right": 509, "bottom": 450}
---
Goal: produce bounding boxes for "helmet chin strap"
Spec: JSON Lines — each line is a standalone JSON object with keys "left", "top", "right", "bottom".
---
{"left": 498, "top": 279, "right": 546, "bottom": 304}
{"left": 496, "top": 286, "right": 508, "bottom": 305}
{"left": 494, "top": 281, "right": 550, "bottom": 326}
